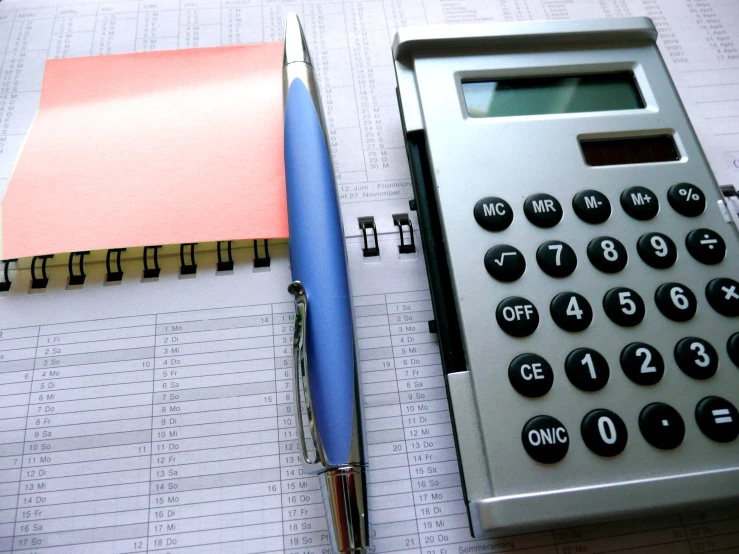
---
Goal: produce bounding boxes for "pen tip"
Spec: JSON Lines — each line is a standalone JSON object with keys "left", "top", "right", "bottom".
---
{"left": 283, "top": 13, "right": 311, "bottom": 67}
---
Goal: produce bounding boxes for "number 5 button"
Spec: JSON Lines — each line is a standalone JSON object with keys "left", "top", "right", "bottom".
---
{"left": 603, "top": 287, "right": 645, "bottom": 327}
{"left": 621, "top": 343, "right": 664, "bottom": 385}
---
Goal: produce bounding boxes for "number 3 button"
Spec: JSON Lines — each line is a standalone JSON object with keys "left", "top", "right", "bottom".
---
{"left": 588, "top": 236, "right": 627, "bottom": 273}
{"left": 674, "top": 337, "right": 718, "bottom": 380}
{"left": 621, "top": 343, "right": 664, "bottom": 385}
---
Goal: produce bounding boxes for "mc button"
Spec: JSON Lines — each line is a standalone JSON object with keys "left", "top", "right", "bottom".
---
{"left": 496, "top": 297, "right": 539, "bottom": 337}
{"left": 474, "top": 197, "right": 513, "bottom": 232}
{"left": 522, "top": 415, "right": 569, "bottom": 464}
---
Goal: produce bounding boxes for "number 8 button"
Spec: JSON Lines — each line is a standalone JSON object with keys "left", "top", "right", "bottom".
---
{"left": 588, "top": 236, "right": 627, "bottom": 273}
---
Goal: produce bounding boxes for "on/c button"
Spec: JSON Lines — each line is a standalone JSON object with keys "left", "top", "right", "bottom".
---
{"left": 522, "top": 415, "right": 569, "bottom": 464}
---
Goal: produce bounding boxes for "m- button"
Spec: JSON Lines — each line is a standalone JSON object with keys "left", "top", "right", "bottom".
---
{"left": 474, "top": 197, "right": 513, "bottom": 232}
{"left": 496, "top": 297, "right": 539, "bottom": 337}
{"left": 522, "top": 415, "right": 569, "bottom": 464}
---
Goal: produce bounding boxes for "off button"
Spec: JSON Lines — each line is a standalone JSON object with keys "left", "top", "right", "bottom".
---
{"left": 496, "top": 297, "right": 539, "bottom": 337}
{"left": 522, "top": 415, "right": 569, "bottom": 464}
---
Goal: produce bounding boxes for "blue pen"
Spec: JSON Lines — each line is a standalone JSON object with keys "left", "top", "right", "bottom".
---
{"left": 283, "top": 13, "right": 369, "bottom": 554}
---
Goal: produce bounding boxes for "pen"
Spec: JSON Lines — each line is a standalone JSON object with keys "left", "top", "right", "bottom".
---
{"left": 282, "top": 13, "right": 369, "bottom": 554}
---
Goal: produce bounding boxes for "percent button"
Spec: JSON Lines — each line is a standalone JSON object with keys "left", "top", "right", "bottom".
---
{"left": 668, "top": 183, "right": 706, "bottom": 217}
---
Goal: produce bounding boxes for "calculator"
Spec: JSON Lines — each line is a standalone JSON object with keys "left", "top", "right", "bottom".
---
{"left": 392, "top": 18, "right": 739, "bottom": 535}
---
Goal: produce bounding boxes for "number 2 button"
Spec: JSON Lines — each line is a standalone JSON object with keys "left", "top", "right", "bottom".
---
{"left": 621, "top": 343, "right": 664, "bottom": 385}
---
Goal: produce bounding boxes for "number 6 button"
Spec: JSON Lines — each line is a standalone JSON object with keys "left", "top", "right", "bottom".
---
{"left": 621, "top": 343, "right": 664, "bottom": 385}
{"left": 655, "top": 283, "right": 697, "bottom": 321}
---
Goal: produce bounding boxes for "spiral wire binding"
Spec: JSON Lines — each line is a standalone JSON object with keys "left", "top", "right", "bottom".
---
{"left": 31, "top": 255, "right": 54, "bottom": 289}
{"left": 180, "top": 243, "right": 198, "bottom": 275}
{"left": 106, "top": 248, "right": 126, "bottom": 282}
{"left": 393, "top": 213, "right": 416, "bottom": 254}
{"left": 358, "top": 216, "right": 380, "bottom": 257}
{"left": 68, "top": 251, "right": 90, "bottom": 286}
{"left": 217, "top": 241, "right": 234, "bottom": 272}
{"left": 253, "top": 240, "right": 271, "bottom": 268}
{"left": 143, "top": 246, "right": 162, "bottom": 279}
{"left": 1, "top": 259, "right": 18, "bottom": 292}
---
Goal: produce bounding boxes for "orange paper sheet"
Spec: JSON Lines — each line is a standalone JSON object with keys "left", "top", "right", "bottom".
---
{"left": 1, "top": 43, "right": 287, "bottom": 260}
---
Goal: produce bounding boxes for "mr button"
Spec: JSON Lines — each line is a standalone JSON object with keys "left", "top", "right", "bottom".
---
{"left": 522, "top": 415, "right": 569, "bottom": 464}
{"left": 496, "top": 297, "right": 539, "bottom": 337}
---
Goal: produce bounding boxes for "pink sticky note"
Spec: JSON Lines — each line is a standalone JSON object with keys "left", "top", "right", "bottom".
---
{"left": 1, "top": 43, "right": 287, "bottom": 259}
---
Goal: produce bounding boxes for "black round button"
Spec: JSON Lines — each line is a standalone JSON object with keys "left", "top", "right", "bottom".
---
{"left": 696, "top": 396, "right": 739, "bottom": 443}
{"left": 685, "top": 228, "right": 726, "bottom": 265}
{"left": 728, "top": 333, "right": 739, "bottom": 368}
{"left": 636, "top": 232, "right": 677, "bottom": 269}
{"left": 620, "top": 343, "right": 664, "bottom": 386}
{"left": 621, "top": 186, "right": 659, "bottom": 220}
{"left": 581, "top": 409, "right": 628, "bottom": 457}
{"left": 508, "top": 354, "right": 554, "bottom": 398}
{"left": 655, "top": 283, "right": 697, "bottom": 322}
{"left": 705, "top": 278, "right": 739, "bottom": 317}
{"left": 522, "top": 415, "right": 569, "bottom": 464}
{"left": 565, "top": 348, "right": 609, "bottom": 392}
{"left": 550, "top": 292, "right": 593, "bottom": 332}
{"left": 496, "top": 297, "right": 539, "bottom": 337}
{"left": 573, "top": 190, "right": 611, "bottom": 224}
{"left": 639, "top": 402, "right": 685, "bottom": 450}
{"left": 674, "top": 337, "right": 718, "bottom": 380}
{"left": 667, "top": 183, "right": 706, "bottom": 217}
{"left": 536, "top": 240, "right": 577, "bottom": 278}
{"left": 523, "top": 194, "right": 562, "bottom": 228}
{"left": 484, "top": 245, "right": 526, "bottom": 282}
{"left": 587, "top": 236, "right": 627, "bottom": 273}
{"left": 603, "top": 287, "right": 645, "bottom": 327}
{"left": 474, "top": 197, "right": 513, "bottom": 232}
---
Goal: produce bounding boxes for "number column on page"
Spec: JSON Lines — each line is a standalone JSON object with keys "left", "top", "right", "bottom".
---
{"left": 14, "top": 316, "right": 157, "bottom": 554}
{"left": 149, "top": 306, "right": 283, "bottom": 553}
{"left": 0, "top": 326, "right": 39, "bottom": 553}
{"left": 354, "top": 293, "right": 422, "bottom": 553}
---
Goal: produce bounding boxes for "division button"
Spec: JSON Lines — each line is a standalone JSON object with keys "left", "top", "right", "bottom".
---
{"left": 523, "top": 193, "right": 563, "bottom": 228}
{"left": 508, "top": 354, "right": 554, "bottom": 398}
{"left": 496, "top": 297, "right": 539, "bottom": 337}
{"left": 484, "top": 245, "right": 526, "bottom": 282}
{"left": 565, "top": 348, "right": 610, "bottom": 392}
{"left": 655, "top": 283, "right": 697, "bottom": 322}
{"left": 522, "top": 415, "right": 569, "bottom": 464}
{"left": 581, "top": 409, "right": 628, "bottom": 457}
{"left": 674, "top": 337, "right": 718, "bottom": 380}
{"left": 603, "top": 287, "right": 645, "bottom": 327}
{"left": 621, "top": 343, "right": 664, "bottom": 386}
{"left": 667, "top": 183, "right": 706, "bottom": 217}
{"left": 474, "top": 197, "right": 513, "bottom": 232}
{"left": 573, "top": 190, "right": 611, "bottom": 224}
{"left": 729, "top": 333, "right": 739, "bottom": 368}
{"left": 686, "top": 228, "right": 726, "bottom": 265}
{"left": 637, "top": 232, "right": 677, "bottom": 269}
{"left": 705, "top": 278, "right": 739, "bottom": 317}
{"left": 550, "top": 292, "right": 593, "bottom": 332}
{"left": 587, "top": 236, "right": 628, "bottom": 273}
{"left": 639, "top": 402, "right": 685, "bottom": 450}
{"left": 695, "top": 396, "right": 739, "bottom": 443}
{"left": 536, "top": 240, "right": 577, "bottom": 277}
{"left": 621, "top": 186, "right": 659, "bottom": 220}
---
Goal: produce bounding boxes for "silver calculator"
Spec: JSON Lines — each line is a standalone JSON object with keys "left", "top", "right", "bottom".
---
{"left": 392, "top": 18, "right": 739, "bottom": 536}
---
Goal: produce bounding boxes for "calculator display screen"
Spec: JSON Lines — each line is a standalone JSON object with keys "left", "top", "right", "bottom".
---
{"left": 462, "top": 72, "right": 644, "bottom": 118}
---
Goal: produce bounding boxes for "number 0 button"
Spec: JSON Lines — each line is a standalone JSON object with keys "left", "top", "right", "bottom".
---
{"left": 587, "top": 237, "right": 627, "bottom": 273}
{"left": 551, "top": 292, "right": 593, "bottom": 332}
{"left": 536, "top": 240, "right": 577, "bottom": 277}
{"left": 655, "top": 283, "right": 697, "bottom": 322}
{"left": 496, "top": 297, "right": 539, "bottom": 337}
{"left": 674, "top": 337, "right": 718, "bottom": 380}
{"left": 621, "top": 343, "right": 664, "bottom": 385}
{"left": 581, "top": 409, "right": 628, "bottom": 457}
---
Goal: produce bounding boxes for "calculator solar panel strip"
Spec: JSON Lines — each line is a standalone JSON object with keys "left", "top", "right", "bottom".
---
{"left": 392, "top": 18, "right": 739, "bottom": 536}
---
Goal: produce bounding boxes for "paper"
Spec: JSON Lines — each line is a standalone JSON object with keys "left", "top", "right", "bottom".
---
{"left": 1, "top": 0, "right": 738, "bottom": 553}
{"left": 0, "top": 43, "right": 287, "bottom": 260}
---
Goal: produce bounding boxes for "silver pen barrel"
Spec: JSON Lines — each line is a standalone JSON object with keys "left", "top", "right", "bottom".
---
{"left": 283, "top": 14, "right": 370, "bottom": 554}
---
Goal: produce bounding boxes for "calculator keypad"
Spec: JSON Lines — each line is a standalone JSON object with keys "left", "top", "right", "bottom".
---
{"left": 471, "top": 181, "right": 737, "bottom": 468}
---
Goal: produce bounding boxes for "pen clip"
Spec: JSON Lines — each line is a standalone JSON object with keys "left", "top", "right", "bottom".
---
{"left": 288, "top": 281, "right": 327, "bottom": 471}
